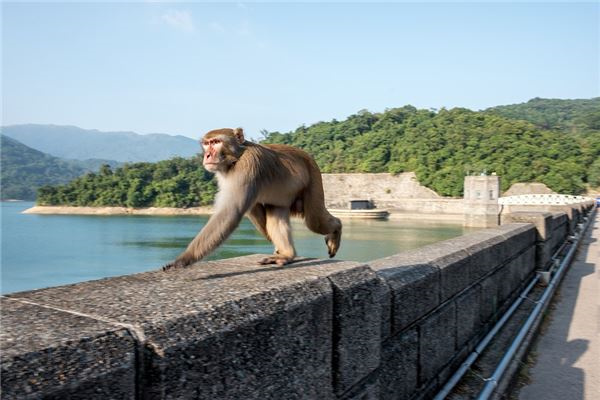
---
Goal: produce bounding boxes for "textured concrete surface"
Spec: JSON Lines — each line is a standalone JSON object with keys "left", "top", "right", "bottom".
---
{"left": 6, "top": 255, "right": 370, "bottom": 399}
{"left": 328, "top": 267, "right": 388, "bottom": 395}
{"left": 371, "top": 224, "right": 536, "bottom": 333}
{"left": 371, "top": 257, "right": 440, "bottom": 334}
{"left": 0, "top": 297, "right": 136, "bottom": 399}
{"left": 379, "top": 328, "right": 419, "bottom": 400}
{"left": 419, "top": 302, "right": 457, "bottom": 383}
{"left": 455, "top": 287, "right": 482, "bottom": 349}
{"left": 505, "top": 204, "right": 593, "bottom": 235}
{"left": 501, "top": 212, "right": 552, "bottom": 240}
{"left": 518, "top": 211, "right": 600, "bottom": 400}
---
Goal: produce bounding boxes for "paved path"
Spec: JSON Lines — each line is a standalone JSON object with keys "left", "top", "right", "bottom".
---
{"left": 518, "top": 210, "right": 599, "bottom": 400}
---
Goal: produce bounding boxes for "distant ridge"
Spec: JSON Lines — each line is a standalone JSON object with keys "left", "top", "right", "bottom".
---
{"left": 0, "top": 135, "right": 119, "bottom": 200}
{"left": 484, "top": 97, "right": 600, "bottom": 132}
{"left": 0, "top": 124, "right": 199, "bottom": 163}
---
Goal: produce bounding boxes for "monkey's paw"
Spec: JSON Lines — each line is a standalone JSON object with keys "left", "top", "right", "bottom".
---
{"left": 325, "top": 230, "right": 341, "bottom": 258}
{"left": 258, "top": 256, "right": 293, "bottom": 266}
{"left": 161, "top": 259, "right": 190, "bottom": 271}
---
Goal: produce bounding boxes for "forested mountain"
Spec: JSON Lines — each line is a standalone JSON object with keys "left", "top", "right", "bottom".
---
{"left": 1, "top": 124, "right": 199, "bottom": 162}
{"left": 0, "top": 135, "right": 119, "bottom": 200}
{"left": 37, "top": 157, "right": 216, "bottom": 208}
{"left": 35, "top": 98, "right": 599, "bottom": 206}
{"left": 262, "top": 102, "right": 599, "bottom": 196}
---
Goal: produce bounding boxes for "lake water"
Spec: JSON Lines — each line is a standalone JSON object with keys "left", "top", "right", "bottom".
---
{"left": 1, "top": 201, "right": 474, "bottom": 294}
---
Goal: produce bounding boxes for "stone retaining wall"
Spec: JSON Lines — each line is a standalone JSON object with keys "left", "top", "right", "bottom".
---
{"left": 322, "top": 173, "right": 443, "bottom": 209}
{"left": 321, "top": 173, "right": 465, "bottom": 219}
{"left": 1, "top": 203, "right": 594, "bottom": 399}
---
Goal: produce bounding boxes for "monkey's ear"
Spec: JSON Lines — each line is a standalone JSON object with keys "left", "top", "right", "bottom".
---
{"left": 233, "top": 127, "right": 245, "bottom": 143}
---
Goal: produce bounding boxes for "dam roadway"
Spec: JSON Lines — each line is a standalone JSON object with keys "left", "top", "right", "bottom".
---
{"left": 517, "top": 210, "right": 599, "bottom": 400}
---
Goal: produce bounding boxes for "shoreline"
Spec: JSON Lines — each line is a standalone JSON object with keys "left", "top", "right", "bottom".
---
{"left": 22, "top": 205, "right": 214, "bottom": 216}
{"left": 22, "top": 205, "right": 464, "bottom": 223}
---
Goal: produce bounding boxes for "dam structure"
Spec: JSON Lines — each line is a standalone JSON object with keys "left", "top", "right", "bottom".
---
{"left": 322, "top": 173, "right": 591, "bottom": 228}
{"left": 1, "top": 185, "right": 596, "bottom": 399}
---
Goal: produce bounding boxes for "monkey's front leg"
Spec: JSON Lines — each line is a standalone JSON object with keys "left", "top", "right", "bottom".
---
{"left": 161, "top": 204, "right": 249, "bottom": 272}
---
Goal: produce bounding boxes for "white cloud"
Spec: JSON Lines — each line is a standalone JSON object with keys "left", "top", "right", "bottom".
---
{"left": 161, "top": 9, "right": 195, "bottom": 33}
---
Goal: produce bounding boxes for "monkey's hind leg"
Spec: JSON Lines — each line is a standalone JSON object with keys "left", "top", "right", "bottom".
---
{"left": 302, "top": 168, "right": 342, "bottom": 258}
{"left": 259, "top": 206, "right": 296, "bottom": 266}
{"left": 325, "top": 221, "right": 342, "bottom": 258}
{"left": 305, "top": 212, "right": 342, "bottom": 258}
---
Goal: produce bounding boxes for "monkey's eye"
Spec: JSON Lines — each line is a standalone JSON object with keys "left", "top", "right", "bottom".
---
{"left": 203, "top": 138, "right": 222, "bottom": 146}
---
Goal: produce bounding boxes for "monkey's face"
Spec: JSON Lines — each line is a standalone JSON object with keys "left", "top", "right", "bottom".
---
{"left": 201, "top": 128, "right": 245, "bottom": 173}
{"left": 202, "top": 136, "right": 225, "bottom": 172}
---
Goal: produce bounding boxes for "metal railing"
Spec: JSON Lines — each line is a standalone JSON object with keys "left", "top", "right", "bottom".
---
{"left": 498, "top": 194, "right": 593, "bottom": 206}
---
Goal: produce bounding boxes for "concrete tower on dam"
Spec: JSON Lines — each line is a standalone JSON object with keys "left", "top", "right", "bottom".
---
{"left": 463, "top": 174, "right": 501, "bottom": 228}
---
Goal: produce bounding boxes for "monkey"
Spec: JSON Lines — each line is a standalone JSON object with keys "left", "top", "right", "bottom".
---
{"left": 162, "top": 127, "right": 342, "bottom": 270}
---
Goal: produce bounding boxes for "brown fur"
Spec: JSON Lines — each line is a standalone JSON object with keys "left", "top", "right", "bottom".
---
{"left": 162, "top": 128, "right": 342, "bottom": 270}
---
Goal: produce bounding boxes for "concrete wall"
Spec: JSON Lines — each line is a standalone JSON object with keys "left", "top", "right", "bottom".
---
{"left": 322, "top": 173, "right": 442, "bottom": 208}
{"left": 1, "top": 203, "right": 594, "bottom": 400}
{"left": 384, "top": 198, "right": 464, "bottom": 215}
{"left": 322, "top": 173, "right": 465, "bottom": 220}
{"left": 501, "top": 212, "right": 569, "bottom": 270}
{"left": 503, "top": 203, "right": 586, "bottom": 235}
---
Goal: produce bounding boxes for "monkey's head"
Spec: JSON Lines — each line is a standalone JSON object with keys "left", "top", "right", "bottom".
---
{"left": 201, "top": 128, "right": 246, "bottom": 173}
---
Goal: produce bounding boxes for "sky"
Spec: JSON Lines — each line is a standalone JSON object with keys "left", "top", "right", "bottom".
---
{"left": 2, "top": 1, "right": 599, "bottom": 140}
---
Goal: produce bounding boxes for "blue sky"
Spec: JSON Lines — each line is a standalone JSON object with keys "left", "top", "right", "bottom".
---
{"left": 2, "top": 1, "right": 598, "bottom": 140}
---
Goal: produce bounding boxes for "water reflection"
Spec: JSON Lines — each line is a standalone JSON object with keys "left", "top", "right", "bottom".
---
{"left": 117, "top": 216, "right": 474, "bottom": 263}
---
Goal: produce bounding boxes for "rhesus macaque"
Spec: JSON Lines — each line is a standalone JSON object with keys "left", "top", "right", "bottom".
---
{"left": 162, "top": 127, "right": 342, "bottom": 270}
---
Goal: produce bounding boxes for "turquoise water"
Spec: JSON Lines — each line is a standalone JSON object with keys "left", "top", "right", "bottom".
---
{"left": 1, "top": 202, "right": 472, "bottom": 294}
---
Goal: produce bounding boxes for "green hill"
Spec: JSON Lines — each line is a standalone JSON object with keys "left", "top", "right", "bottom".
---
{"left": 262, "top": 101, "right": 599, "bottom": 195}
{"left": 0, "top": 135, "right": 116, "bottom": 200}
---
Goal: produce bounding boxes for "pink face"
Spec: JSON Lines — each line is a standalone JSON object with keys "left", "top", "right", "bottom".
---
{"left": 202, "top": 137, "right": 223, "bottom": 172}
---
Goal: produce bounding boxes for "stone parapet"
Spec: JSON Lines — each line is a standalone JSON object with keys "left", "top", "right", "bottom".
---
{"left": 0, "top": 298, "right": 136, "bottom": 399}
{"left": 0, "top": 216, "right": 582, "bottom": 399}
{"left": 500, "top": 200, "right": 593, "bottom": 270}
{"left": 503, "top": 200, "right": 595, "bottom": 235}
